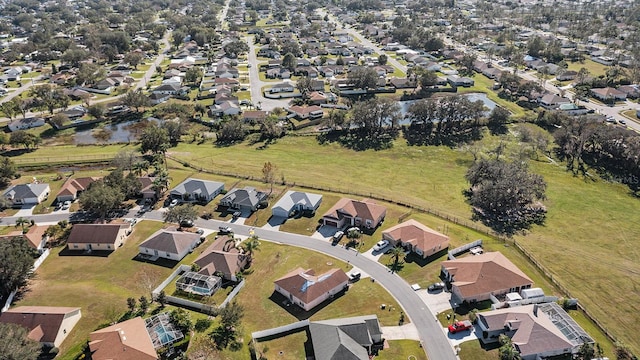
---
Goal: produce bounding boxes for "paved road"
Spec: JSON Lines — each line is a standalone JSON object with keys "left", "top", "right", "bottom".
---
{"left": 133, "top": 31, "right": 172, "bottom": 92}
{"left": 245, "top": 35, "right": 291, "bottom": 111}
{"left": 10, "top": 208, "right": 457, "bottom": 360}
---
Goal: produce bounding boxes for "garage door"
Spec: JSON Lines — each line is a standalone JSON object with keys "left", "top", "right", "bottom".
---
{"left": 324, "top": 220, "right": 338, "bottom": 227}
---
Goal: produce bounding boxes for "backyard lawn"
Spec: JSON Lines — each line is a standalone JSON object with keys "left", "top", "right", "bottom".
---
{"left": 15, "top": 220, "right": 170, "bottom": 360}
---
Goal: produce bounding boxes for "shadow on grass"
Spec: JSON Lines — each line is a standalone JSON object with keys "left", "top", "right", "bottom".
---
{"left": 131, "top": 254, "right": 180, "bottom": 269}
{"left": 403, "top": 248, "right": 448, "bottom": 267}
{"left": 58, "top": 248, "right": 112, "bottom": 257}
{"left": 268, "top": 287, "right": 348, "bottom": 321}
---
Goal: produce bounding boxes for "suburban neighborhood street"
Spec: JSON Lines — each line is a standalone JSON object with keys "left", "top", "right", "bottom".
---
{"left": 4, "top": 208, "right": 459, "bottom": 360}
{"left": 245, "top": 35, "right": 291, "bottom": 111}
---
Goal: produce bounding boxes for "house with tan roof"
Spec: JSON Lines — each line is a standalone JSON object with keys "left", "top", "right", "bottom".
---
{"left": 89, "top": 317, "right": 158, "bottom": 360}
{"left": 139, "top": 229, "right": 201, "bottom": 261}
{"left": 590, "top": 87, "right": 627, "bottom": 101}
{"left": 0, "top": 306, "right": 81, "bottom": 348}
{"left": 274, "top": 267, "right": 349, "bottom": 311}
{"left": 441, "top": 252, "right": 533, "bottom": 302}
{"left": 66, "top": 223, "right": 131, "bottom": 251}
{"left": 193, "top": 235, "right": 248, "bottom": 281}
{"left": 138, "top": 176, "right": 157, "bottom": 200}
{"left": 382, "top": 219, "right": 449, "bottom": 258}
{"left": 55, "top": 177, "right": 100, "bottom": 203}
{"left": 322, "top": 198, "right": 387, "bottom": 230}
{"left": 477, "top": 303, "right": 593, "bottom": 360}
{"left": 0, "top": 225, "right": 49, "bottom": 252}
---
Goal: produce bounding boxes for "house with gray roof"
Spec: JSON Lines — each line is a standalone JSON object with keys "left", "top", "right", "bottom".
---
{"left": 218, "top": 186, "right": 268, "bottom": 213}
{"left": 477, "top": 303, "right": 593, "bottom": 360}
{"left": 309, "top": 315, "right": 383, "bottom": 360}
{"left": 169, "top": 178, "right": 225, "bottom": 203}
{"left": 3, "top": 183, "right": 50, "bottom": 206}
{"left": 138, "top": 229, "right": 201, "bottom": 261}
{"left": 271, "top": 190, "right": 322, "bottom": 218}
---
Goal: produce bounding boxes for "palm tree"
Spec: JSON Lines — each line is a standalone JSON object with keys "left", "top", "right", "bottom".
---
{"left": 224, "top": 237, "right": 237, "bottom": 252}
{"left": 15, "top": 217, "right": 29, "bottom": 233}
{"left": 389, "top": 246, "right": 405, "bottom": 273}
{"left": 241, "top": 235, "right": 261, "bottom": 265}
{"left": 132, "top": 160, "right": 150, "bottom": 176}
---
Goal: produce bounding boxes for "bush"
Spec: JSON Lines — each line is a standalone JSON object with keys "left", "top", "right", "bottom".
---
{"left": 194, "top": 318, "right": 212, "bottom": 332}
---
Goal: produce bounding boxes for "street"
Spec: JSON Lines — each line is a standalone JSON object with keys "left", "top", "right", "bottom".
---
{"left": 4, "top": 207, "right": 458, "bottom": 360}
{"left": 245, "top": 35, "right": 291, "bottom": 111}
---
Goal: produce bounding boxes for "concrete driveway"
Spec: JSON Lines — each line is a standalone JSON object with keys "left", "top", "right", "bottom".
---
{"left": 14, "top": 205, "right": 36, "bottom": 217}
{"left": 415, "top": 289, "right": 452, "bottom": 315}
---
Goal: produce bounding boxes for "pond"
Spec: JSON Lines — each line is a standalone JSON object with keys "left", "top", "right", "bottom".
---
{"left": 398, "top": 93, "right": 497, "bottom": 125}
{"left": 74, "top": 118, "right": 161, "bottom": 145}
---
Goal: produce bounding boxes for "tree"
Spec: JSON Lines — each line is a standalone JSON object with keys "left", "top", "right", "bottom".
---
{"left": 122, "top": 90, "right": 150, "bottom": 112}
{"left": 296, "top": 76, "right": 313, "bottom": 98}
{"left": 212, "top": 300, "right": 244, "bottom": 349}
{"left": 0, "top": 237, "right": 37, "bottom": 298}
{"left": 161, "top": 120, "right": 186, "bottom": 144}
{"left": 170, "top": 308, "right": 193, "bottom": 333}
{"left": 465, "top": 159, "right": 547, "bottom": 234}
{"left": 498, "top": 335, "right": 521, "bottom": 360}
{"left": 350, "top": 97, "right": 401, "bottom": 132}
{"left": 347, "top": 66, "right": 378, "bottom": 90}
{"left": 15, "top": 217, "right": 29, "bottom": 233}
{"left": 241, "top": 235, "right": 260, "bottom": 265}
{"left": 157, "top": 290, "right": 167, "bottom": 308}
{"left": 0, "top": 102, "right": 18, "bottom": 120}
{"left": 223, "top": 40, "right": 249, "bottom": 57}
{"left": 126, "top": 297, "right": 136, "bottom": 313}
{"left": 281, "top": 52, "right": 296, "bottom": 72}
{"left": 217, "top": 118, "right": 247, "bottom": 143}
{"left": 10, "top": 131, "right": 40, "bottom": 149}
{"left": 0, "top": 156, "right": 18, "bottom": 189}
{"left": 184, "top": 67, "right": 203, "bottom": 84}
{"left": 0, "top": 322, "right": 42, "bottom": 360}
{"left": 487, "top": 106, "right": 510, "bottom": 135}
{"left": 29, "top": 84, "right": 69, "bottom": 115}
{"left": 163, "top": 204, "right": 198, "bottom": 225}
{"left": 112, "top": 150, "right": 138, "bottom": 172}
{"left": 615, "top": 342, "right": 637, "bottom": 360}
{"left": 262, "top": 161, "right": 277, "bottom": 193}
{"left": 123, "top": 52, "right": 144, "bottom": 69}
{"left": 139, "top": 295, "right": 149, "bottom": 314}
{"left": 388, "top": 246, "right": 405, "bottom": 272}
{"left": 79, "top": 181, "right": 125, "bottom": 219}
{"left": 378, "top": 54, "right": 388, "bottom": 65}
{"left": 88, "top": 103, "right": 106, "bottom": 119}
{"left": 140, "top": 124, "right": 170, "bottom": 154}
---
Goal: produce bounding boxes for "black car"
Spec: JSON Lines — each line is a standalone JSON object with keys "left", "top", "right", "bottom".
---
{"left": 428, "top": 282, "right": 445, "bottom": 292}
{"left": 180, "top": 219, "right": 194, "bottom": 228}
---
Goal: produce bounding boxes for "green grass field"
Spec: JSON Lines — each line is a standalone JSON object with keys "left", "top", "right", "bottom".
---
{"left": 566, "top": 58, "right": 609, "bottom": 77}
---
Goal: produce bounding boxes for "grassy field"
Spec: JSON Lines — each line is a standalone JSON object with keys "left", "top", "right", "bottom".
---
{"left": 377, "top": 340, "right": 428, "bottom": 360}
{"left": 15, "top": 221, "right": 170, "bottom": 360}
{"left": 461, "top": 73, "right": 530, "bottom": 118}
{"left": 566, "top": 58, "right": 609, "bottom": 77}
{"left": 458, "top": 340, "right": 500, "bottom": 360}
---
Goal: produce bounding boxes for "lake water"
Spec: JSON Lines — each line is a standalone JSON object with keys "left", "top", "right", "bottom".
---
{"left": 398, "top": 93, "right": 497, "bottom": 125}
{"left": 74, "top": 118, "right": 161, "bottom": 145}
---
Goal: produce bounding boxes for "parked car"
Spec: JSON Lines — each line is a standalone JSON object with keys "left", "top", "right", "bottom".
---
{"left": 61, "top": 201, "right": 71, "bottom": 210}
{"left": 180, "top": 219, "right": 194, "bottom": 228}
{"left": 218, "top": 226, "right": 233, "bottom": 234}
{"left": 373, "top": 240, "right": 389, "bottom": 252}
{"left": 196, "top": 228, "right": 205, "bottom": 235}
{"left": 428, "top": 282, "right": 445, "bottom": 292}
{"left": 332, "top": 231, "right": 344, "bottom": 243}
{"left": 169, "top": 199, "right": 179, "bottom": 207}
{"left": 448, "top": 320, "right": 473, "bottom": 334}
{"left": 619, "top": 119, "right": 627, "bottom": 125}
{"left": 349, "top": 271, "right": 361, "bottom": 281}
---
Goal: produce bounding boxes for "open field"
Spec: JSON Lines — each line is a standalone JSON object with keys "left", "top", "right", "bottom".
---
{"left": 566, "top": 58, "right": 609, "bottom": 77}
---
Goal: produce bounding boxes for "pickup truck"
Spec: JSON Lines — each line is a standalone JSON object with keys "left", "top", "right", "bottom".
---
{"left": 448, "top": 320, "right": 473, "bottom": 334}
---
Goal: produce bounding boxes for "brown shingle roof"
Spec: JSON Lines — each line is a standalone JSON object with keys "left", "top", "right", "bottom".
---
{"left": 382, "top": 219, "right": 449, "bottom": 254}
{"left": 0, "top": 306, "right": 80, "bottom": 344}
{"left": 194, "top": 236, "right": 247, "bottom": 278}
{"left": 89, "top": 317, "right": 157, "bottom": 360}
{"left": 323, "top": 198, "right": 387, "bottom": 223}
{"left": 0, "top": 225, "right": 48, "bottom": 249}
{"left": 274, "top": 267, "right": 349, "bottom": 305}
{"left": 66, "top": 224, "right": 127, "bottom": 245}
{"left": 56, "top": 177, "right": 100, "bottom": 198}
{"left": 442, "top": 252, "right": 533, "bottom": 299}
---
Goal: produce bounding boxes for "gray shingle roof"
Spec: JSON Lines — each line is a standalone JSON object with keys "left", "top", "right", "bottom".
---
{"left": 170, "top": 178, "right": 224, "bottom": 198}
{"left": 4, "top": 183, "right": 50, "bottom": 200}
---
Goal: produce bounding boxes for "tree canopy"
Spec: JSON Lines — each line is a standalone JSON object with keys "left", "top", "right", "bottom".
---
{"left": 163, "top": 204, "right": 198, "bottom": 224}
{"left": 0, "top": 237, "right": 37, "bottom": 298}
{"left": 0, "top": 323, "right": 42, "bottom": 360}
{"left": 465, "top": 159, "right": 547, "bottom": 234}
{"left": 79, "top": 181, "right": 125, "bottom": 219}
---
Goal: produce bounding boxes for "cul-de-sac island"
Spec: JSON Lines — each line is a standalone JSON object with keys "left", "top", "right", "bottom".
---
{"left": 0, "top": 0, "right": 638, "bottom": 359}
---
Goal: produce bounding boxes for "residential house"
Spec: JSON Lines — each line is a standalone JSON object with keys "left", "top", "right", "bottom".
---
{"left": 321, "top": 198, "right": 387, "bottom": 230}
{"left": 591, "top": 87, "right": 627, "bottom": 101}
{"left": 617, "top": 85, "right": 640, "bottom": 99}
{"left": 152, "top": 82, "right": 182, "bottom": 95}
{"left": 55, "top": 177, "right": 100, "bottom": 203}
{"left": 556, "top": 70, "right": 577, "bottom": 81}
{"left": 558, "top": 103, "right": 589, "bottom": 115}
{"left": 308, "top": 315, "right": 383, "bottom": 360}
{"left": 60, "top": 105, "right": 87, "bottom": 119}
{"left": 0, "top": 225, "right": 49, "bottom": 252}
{"left": 538, "top": 94, "right": 571, "bottom": 109}
{"left": 138, "top": 176, "right": 157, "bottom": 200}
{"left": 269, "top": 82, "right": 295, "bottom": 93}
{"left": 447, "top": 75, "right": 474, "bottom": 87}
{"left": 148, "top": 92, "right": 171, "bottom": 105}
{"left": 310, "top": 79, "right": 325, "bottom": 91}
{"left": 441, "top": 252, "right": 534, "bottom": 303}
{"left": 287, "top": 105, "right": 324, "bottom": 120}
{"left": 307, "top": 91, "right": 328, "bottom": 105}
{"left": 89, "top": 317, "right": 158, "bottom": 360}
{"left": 271, "top": 190, "right": 322, "bottom": 218}
{"left": 274, "top": 267, "right": 349, "bottom": 311}
{"left": 66, "top": 223, "right": 131, "bottom": 251}
{"left": 8, "top": 117, "right": 46, "bottom": 132}
{"left": 477, "top": 303, "right": 593, "bottom": 360}
{"left": 242, "top": 110, "right": 268, "bottom": 123}
{"left": 382, "top": 219, "right": 449, "bottom": 258}
{"left": 389, "top": 77, "right": 417, "bottom": 89}
{"left": 209, "top": 101, "right": 241, "bottom": 116}
{"left": 169, "top": 178, "right": 225, "bottom": 203}
{"left": 194, "top": 235, "right": 248, "bottom": 281}
{"left": 219, "top": 186, "right": 268, "bottom": 213}
{"left": 138, "top": 229, "right": 201, "bottom": 261}
{"left": 0, "top": 306, "right": 82, "bottom": 348}
{"left": 3, "top": 183, "right": 50, "bottom": 206}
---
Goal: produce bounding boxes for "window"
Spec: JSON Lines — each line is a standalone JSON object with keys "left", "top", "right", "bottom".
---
{"left": 107, "top": 245, "right": 111, "bottom": 249}
{"left": 73, "top": 244, "right": 78, "bottom": 248}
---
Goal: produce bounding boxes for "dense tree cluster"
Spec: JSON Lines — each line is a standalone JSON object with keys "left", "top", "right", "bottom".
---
{"left": 465, "top": 159, "right": 547, "bottom": 234}
{"left": 0, "top": 323, "right": 42, "bottom": 360}
{"left": 403, "top": 95, "right": 486, "bottom": 146}
{"left": 0, "top": 156, "right": 19, "bottom": 189}
{"left": 0, "top": 237, "right": 38, "bottom": 298}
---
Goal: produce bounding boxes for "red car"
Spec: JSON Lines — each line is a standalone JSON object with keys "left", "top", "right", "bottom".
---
{"left": 448, "top": 320, "right": 473, "bottom": 334}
